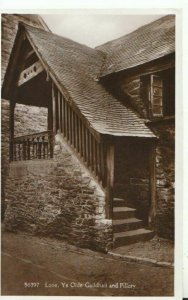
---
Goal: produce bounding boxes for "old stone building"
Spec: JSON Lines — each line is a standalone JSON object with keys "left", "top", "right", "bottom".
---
{"left": 1, "top": 14, "right": 175, "bottom": 251}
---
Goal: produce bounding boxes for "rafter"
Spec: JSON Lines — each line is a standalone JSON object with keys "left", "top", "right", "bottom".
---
{"left": 17, "top": 60, "right": 44, "bottom": 86}
{"left": 24, "top": 49, "right": 35, "bottom": 61}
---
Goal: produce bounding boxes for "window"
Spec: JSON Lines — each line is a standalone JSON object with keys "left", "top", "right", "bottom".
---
{"left": 142, "top": 68, "right": 175, "bottom": 119}
{"left": 150, "top": 75, "right": 163, "bottom": 117}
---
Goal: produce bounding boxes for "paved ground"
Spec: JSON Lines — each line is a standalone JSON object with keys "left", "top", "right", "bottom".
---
{"left": 1, "top": 230, "right": 174, "bottom": 296}
{"left": 110, "top": 236, "right": 174, "bottom": 263}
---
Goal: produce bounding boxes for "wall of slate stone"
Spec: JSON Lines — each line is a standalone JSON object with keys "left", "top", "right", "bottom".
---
{"left": 102, "top": 72, "right": 175, "bottom": 240}
{"left": 150, "top": 121, "right": 175, "bottom": 239}
{"left": 4, "top": 133, "right": 113, "bottom": 252}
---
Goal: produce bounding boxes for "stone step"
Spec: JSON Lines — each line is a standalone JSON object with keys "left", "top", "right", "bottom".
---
{"left": 113, "top": 198, "right": 131, "bottom": 207}
{"left": 114, "top": 228, "right": 154, "bottom": 248}
{"left": 113, "top": 218, "right": 143, "bottom": 232}
{"left": 113, "top": 207, "right": 136, "bottom": 219}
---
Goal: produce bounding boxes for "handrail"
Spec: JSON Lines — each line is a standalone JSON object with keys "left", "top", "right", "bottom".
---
{"left": 14, "top": 130, "right": 52, "bottom": 142}
{"left": 13, "top": 131, "right": 54, "bottom": 161}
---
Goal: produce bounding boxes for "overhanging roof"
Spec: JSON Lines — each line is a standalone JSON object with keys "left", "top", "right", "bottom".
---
{"left": 2, "top": 22, "right": 156, "bottom": 138}
{"left": 96, "top": 15, "right": 175, "bottom": 77}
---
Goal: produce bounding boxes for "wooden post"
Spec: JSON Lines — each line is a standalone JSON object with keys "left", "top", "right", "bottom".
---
{"left": 106, "top": 142, "right": 115, "bottom": 219}
{"left": 61, "top": 96, "right": 65, "bottom": 135}
{"left": 67, "top": 105, "right": 71, "bottom": 142}
{"left": 71, "top": 110, "right": 75, "bottom": 147}
{"left": 58, "top": 91, "right": 61, "bottom": 132}
{"left": 96, "top": 141, "right": 100, "bottom": 178}
{"left": 52, "top": 82, "right": 56, "bottom": 134}
{"left": 79, "top": 119, "right": 82, "bottom": 156}
{"left": 82, "top": 124, "right": 86, "bottom": 161}
{"left": 75, "top": 114, "right": 78, "bottom": 151}
{"left": 93, "top": 138, "right": 97, "bottom": 176}
{"left": 64, "top": 100, "right": 67, "bottom": 138}
{"left": 149, "top": 142, "right": 157, "bottom": 226}
{"left": 48, "top": 95, "right": 53, "bottom": 131}
{"left": 9, "top": 100, "right": 15, "bottom": 161}
{"left": 89, "top": 133, "right": 93, "bottom": 171}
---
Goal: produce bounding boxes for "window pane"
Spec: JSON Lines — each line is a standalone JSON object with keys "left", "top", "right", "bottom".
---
{"left": 153, "top": 87, "right": 163, "bottom": 97}
{"left": 151, "top": 74, "right": 163, "bottom": 117}
{"left": 153, "top": 95, "right": 163, "bottom": 105}
{"left": 152, "top": 105, "right": 163, "bottom": 116}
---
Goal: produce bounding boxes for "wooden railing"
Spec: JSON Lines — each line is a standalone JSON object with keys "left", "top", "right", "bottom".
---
{"left": 52, "top": 83, "right": 107, "bottom": 187}
{"left": 13, "top": 131, "right": 54, "bottom": 161}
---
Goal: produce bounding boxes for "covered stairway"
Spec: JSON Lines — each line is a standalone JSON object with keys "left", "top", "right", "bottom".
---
{"left": 2, "top": 22, "right": 157, "bottom": 250}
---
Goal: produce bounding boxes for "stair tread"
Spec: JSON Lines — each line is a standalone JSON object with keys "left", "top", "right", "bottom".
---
{"left": 113, "top": 207, "right": 136, "bottom": 212}
{"left": 114, "top": 228, "right": 153, "bottom": 238}
{"left": 113, "top": 218, "right": 142, "bottom": 225}
{"left": 114, "top": 198, "right": 126, "bottom": 201}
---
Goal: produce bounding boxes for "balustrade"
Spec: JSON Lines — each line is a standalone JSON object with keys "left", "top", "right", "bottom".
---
{"left": 12, "top": 83, "right": 107, "bottom": 188}
{"left": 13, "top": 131, "right": 54, "bottom": 161}
{"left": 52, "top": 84, "right": 107, "bottom": 187}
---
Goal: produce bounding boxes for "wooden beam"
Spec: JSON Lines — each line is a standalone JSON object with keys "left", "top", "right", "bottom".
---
{"left": 82, "top": 123, "right": 86, "bottom": 161}
{"left": 101, "top": 143, "right": 106, "bottom": 185}
{"left": 58, "top": 91, "right": 61, "bottom": 132}
{"left": 61, "top": 95, "right": 65, "bottom": 135}
{"left": 96, "top": 141, "right": 100, "bottom": 178}
{"left": 71, "top": 110, "right": 75, "bottom": 147}
{"left": 68, "top": 105, "right": 71, "bottom": 143}
{"left": 89, "top": 132, "right": 93, "bottom": 171}
{"left": 52, "top": 82, "right": 56, "bottom": 134}
{"left": 106, "top": 143, "right": 115, "bottom": 219}
{"left": 24, "top": 49, "right": 35, "bottom": 61}
{"left": 75, "top": 114, "right": 79, "bottom": 151}
{"left": 149, "top": 142, "right": 157, "bottom": 226}
{"left": 79, "top": 119, "right": 82, "bottom": 156}
{"left": 85, "top": 128, "right": 89, "bottom": 166}
{"left": 9, "top": 101, "right": 15, "bottom": 161}
{"left": 17, "top": 60, "right": 44, "bottom": 86}
{"left": 48, "top": 95, "right": 53, "bottom": 131}
{"left": 93, "top": 138, "right": 97, "bottom": 176}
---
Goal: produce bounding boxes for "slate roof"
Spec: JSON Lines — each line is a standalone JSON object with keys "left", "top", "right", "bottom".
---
{"left": 96, "top": 15, "right": 175, "bottom": 77}
{"left": 18, "top": 24, "right": 156, "bottom": 138}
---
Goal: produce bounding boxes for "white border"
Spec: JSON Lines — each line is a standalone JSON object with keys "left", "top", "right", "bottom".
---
{"left": 0, "top": 1, "right": 186, "bottom": 299}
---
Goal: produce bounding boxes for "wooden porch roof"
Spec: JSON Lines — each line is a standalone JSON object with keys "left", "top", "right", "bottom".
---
{"left": 2, "top": 22, "right": 156, "bottom": 138}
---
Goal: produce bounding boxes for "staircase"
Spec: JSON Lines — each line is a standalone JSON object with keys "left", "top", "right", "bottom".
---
{"left": 113, "top": 198, "right": 154, "bottom": 248}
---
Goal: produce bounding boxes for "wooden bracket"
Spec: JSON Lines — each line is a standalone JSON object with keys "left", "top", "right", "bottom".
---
{"left": 17, "top": 60, "right": 44, "bottom": 86}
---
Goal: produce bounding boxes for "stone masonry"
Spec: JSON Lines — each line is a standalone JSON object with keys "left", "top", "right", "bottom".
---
{"left": 4, "top": 133, "right": 113, "bottom": 252}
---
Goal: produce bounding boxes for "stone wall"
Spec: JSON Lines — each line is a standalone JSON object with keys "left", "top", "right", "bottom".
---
{"left": 1, "top": 99, "right": 47, "bottom": 217}
{"left": 4, "top": 133, "right": 113, "bottom": 252}
{"left": 150, "top": 121, "right": 175, "bottom": 240}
